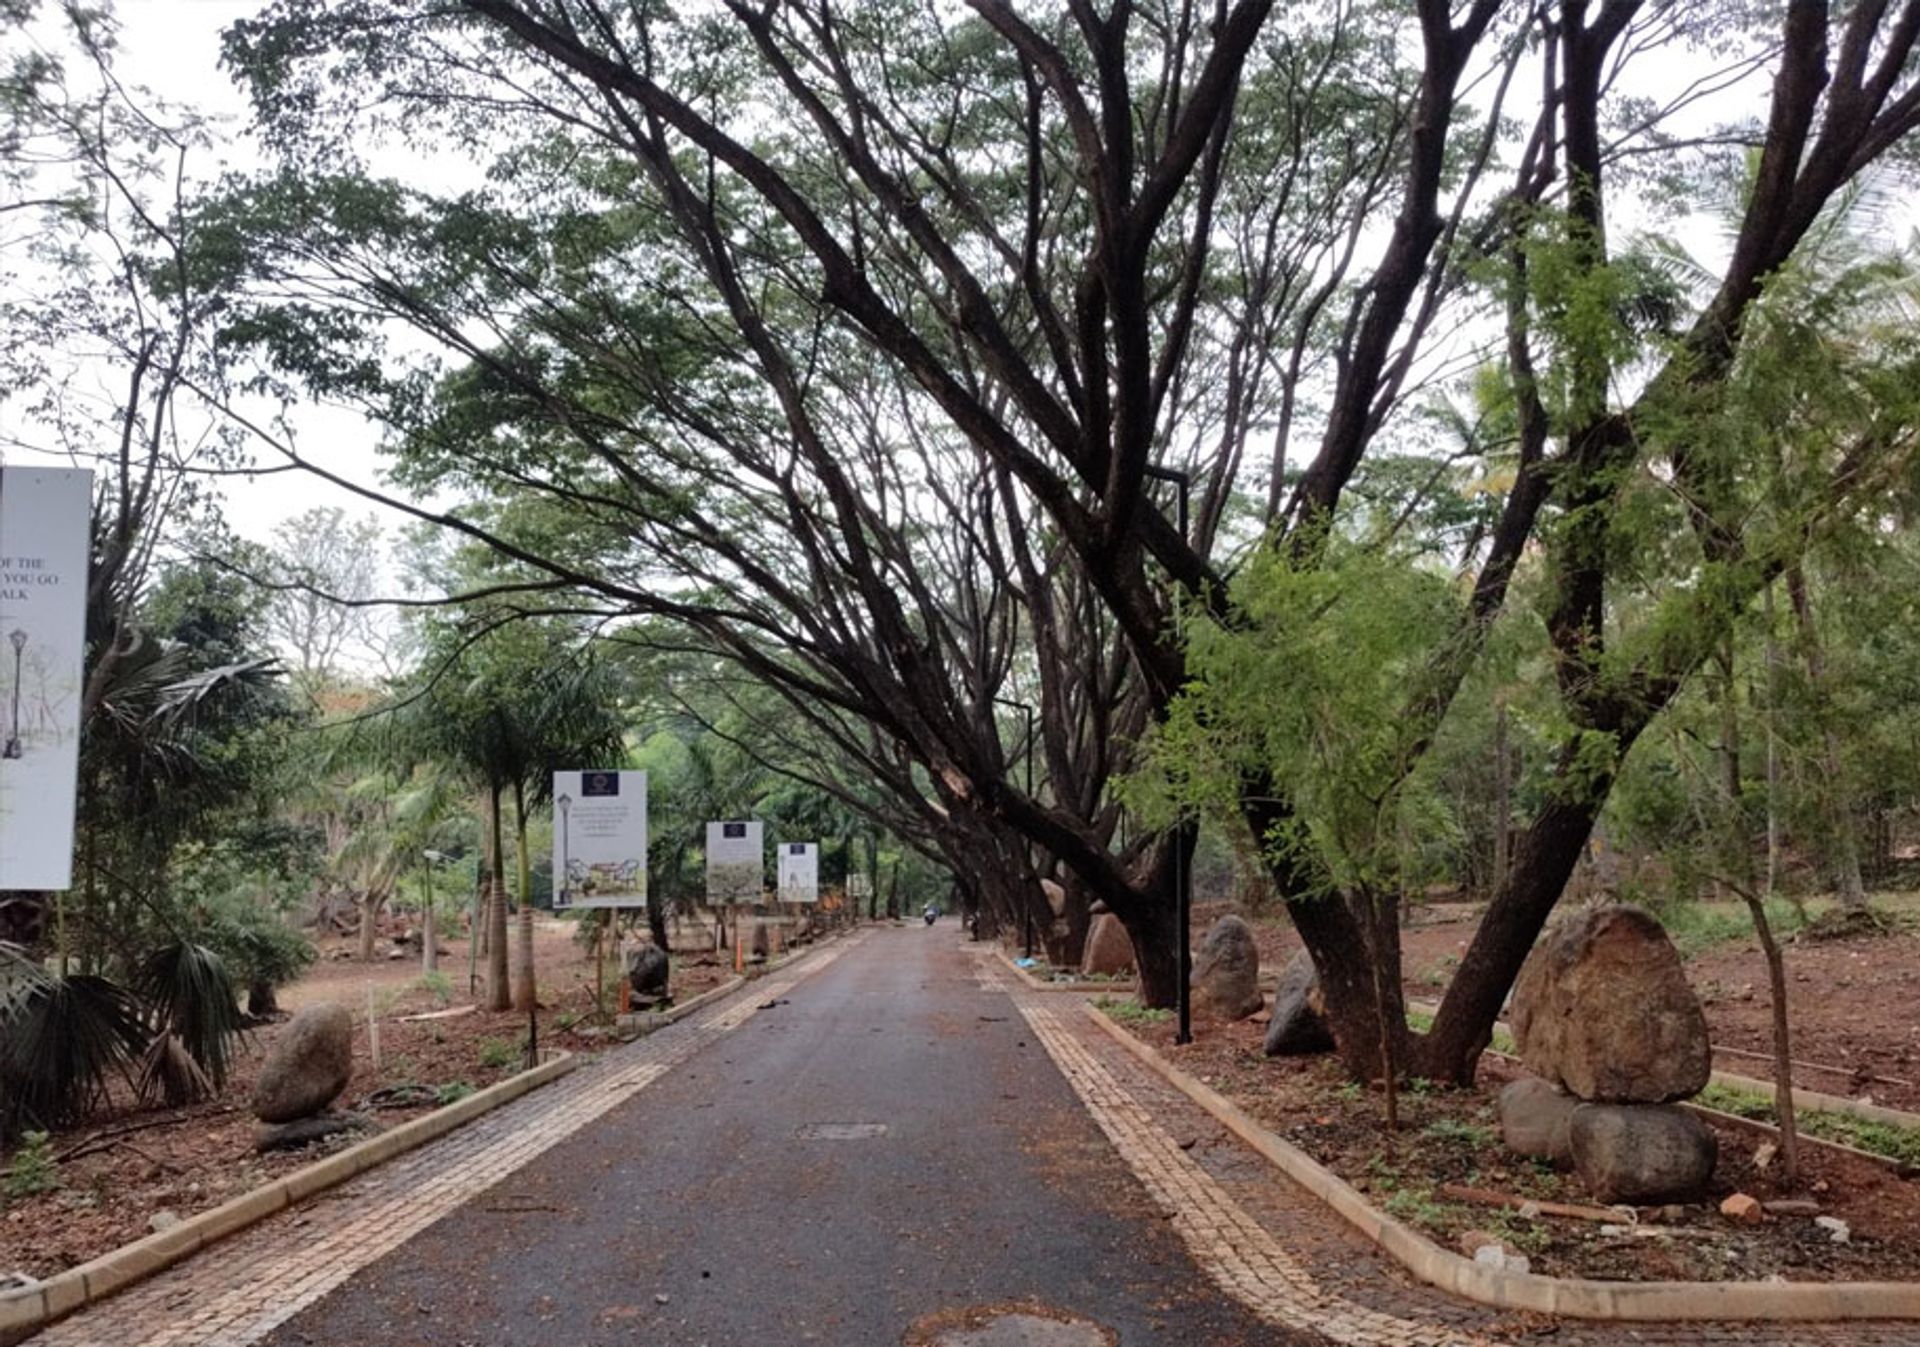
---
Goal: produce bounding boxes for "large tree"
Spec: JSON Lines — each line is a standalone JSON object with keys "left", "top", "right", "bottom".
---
{"left": 212, "top": 2, "right": 1920, "bottom": 1076}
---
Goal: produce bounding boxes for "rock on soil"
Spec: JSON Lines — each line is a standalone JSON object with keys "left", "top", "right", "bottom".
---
{"left": 626, "top": 943, "right": 669, "bottom": 999}
{"left": 1190, "top": 915, "right": 1263, "bottom": 1021}
{"left": 254, "top": 1111, "right": 375, "bottom": 1153}
{"left": 1496, "top": 1076, "right": 1578, "bottom": 1164}
{"left": 1568, "top": 1102, "right": 1717, "bottom": 1204}
{"left": 250, "top": 1002, "right": 355, "bottom": 1123}
{"left": 1081, "top": 913, "right": 1135, "bottom": 976}
{"left": 1510, "top": 904, "right": 1711, "bottom": 1103}
{"left": 1263, "top": 950, "right": 1333, "bottom": 1056}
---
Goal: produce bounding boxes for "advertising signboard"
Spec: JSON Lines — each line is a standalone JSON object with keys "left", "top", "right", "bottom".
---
{"left": 705, "top": 819, "right": 764, "bottom": 905}
{"left": 777, "top": 841, "right": 818, "bottom": 905}
{"left": 0, "top": 467, "right": 91, "bottom": 891}
{"left": 552, "top": 770, "right": 648, "bottom": 909}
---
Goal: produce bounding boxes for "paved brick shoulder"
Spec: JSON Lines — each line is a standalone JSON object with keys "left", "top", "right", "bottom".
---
{"left": 28, "top": 940, "right": 859, "bottom": 1347}
{"left": 995, "top": 955, "right": 1920, "bottom": 1347}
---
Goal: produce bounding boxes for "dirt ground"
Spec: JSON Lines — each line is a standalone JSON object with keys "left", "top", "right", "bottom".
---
{"left": 0, "top": 917, "right": 739, "bottom": 1280}
{"left": 1117, "top": 1008, "right": 1920, "bottom": 1284}
{"left": 1223, "top": 896, "right": 1920, "bottom": 1113}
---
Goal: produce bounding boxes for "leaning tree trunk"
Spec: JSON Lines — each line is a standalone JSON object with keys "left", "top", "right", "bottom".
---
{"left": 1242, "top": 791, "right": 1410, "bottom": 1081}
{"left": 483, "top": 783, "right": 511, "bottom": 1011}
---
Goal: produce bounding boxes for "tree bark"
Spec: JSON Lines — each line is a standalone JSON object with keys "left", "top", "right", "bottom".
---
{"left": 484, "top": 782, "right": 511, "bottom": 1011}
{"left": 510, "top": 778, "right": 538, "bottom": 1013}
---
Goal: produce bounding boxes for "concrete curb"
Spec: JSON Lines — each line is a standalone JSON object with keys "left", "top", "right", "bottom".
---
{"left": 1082, "top": 1004, "right": 1920, "bottom": 1322}
{"left": 0, "top": 1051, "right": 579, "bottom": 1347}
{"left": 993, "top": 946, "right": 1134, "bottom": 994}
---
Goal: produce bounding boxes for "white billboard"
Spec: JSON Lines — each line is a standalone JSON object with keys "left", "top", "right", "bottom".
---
{"left": 0, "top": 467, "right": 91, "bottom": 891}
{"left": 705, "top": 820, "right": 763, "bottom": 905}
{"left": 552, "top": 770, "right": 648, "bottom": 909}
{"left": 777, "top": 841, "right": 818, "bottom": 905}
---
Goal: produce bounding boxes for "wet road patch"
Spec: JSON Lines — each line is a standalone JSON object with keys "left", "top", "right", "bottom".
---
{"left": 907, "top": 1303, "right": 1115, "bottom": 1347}
{"left": 795, "top": 1121, "right": 890, "bottom": 1140}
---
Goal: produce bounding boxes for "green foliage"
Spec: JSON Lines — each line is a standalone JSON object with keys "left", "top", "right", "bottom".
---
{"left": 132, "top": 943, "right": 243, "bottom": 1091}
{"left": 476, "top": 1037, "right": 518, "bottom": 1070}
{"left": 434, "top": 1081, "right": 477, "bottom": 1107}
{"left": 1093, "top": 996, "right": 1173, "bottom": 1026}
{"left": 2, "top": 1132, "right": 59, "bottom": 1200}
{"left": 1420, "top": 1117, "right": 1493, "bottom": 1148}
{"left": 415, "top": 971, "right": 453, "bottom": 1006}
{"left": 1129, "top": 542, "right": 1459, "bottom": 900}
{"left": 1695, "top": 1083, "right": 1920, "bottom": 1168}
{"left": 0, "top": 970, "right": 149, "bottom": 1135}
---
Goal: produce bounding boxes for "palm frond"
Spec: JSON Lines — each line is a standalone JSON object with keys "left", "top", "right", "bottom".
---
{"left": 137, "top": 1033, "right": 214, "bottom": 1107}
{"left": 133, "top": 942, "right": 242, "bottom": 1090}
{"left": 0, "top": 974, "right": 148, "bottom": 1135}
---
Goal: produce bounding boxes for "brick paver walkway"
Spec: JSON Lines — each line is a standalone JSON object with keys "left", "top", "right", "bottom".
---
{"left": 992, "top": 953, "right": 1920, "bottom": 1347}
{"left": 28, "top": 939, "right": 861, "bottom": 1347}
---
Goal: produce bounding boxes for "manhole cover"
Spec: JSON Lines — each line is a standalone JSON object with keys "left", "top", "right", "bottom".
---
{"left": 795, "top": 1121, "right": 889, "bottom": 1140}
{"left": 909, "top": 1306, "right": 1115, "bottom": 1347}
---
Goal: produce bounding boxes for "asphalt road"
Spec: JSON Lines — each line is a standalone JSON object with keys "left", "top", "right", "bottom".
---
{"left": 259, "top": 925, "right": 1317, "bottom": 1347}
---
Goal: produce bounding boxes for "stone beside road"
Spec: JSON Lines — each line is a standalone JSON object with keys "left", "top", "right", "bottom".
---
{"left": 250, "top": 1001, "right": 355, "bottom": 1124}
{"left": 1191, "top": 914, "right": 1263, "bottom": 1021}
{"left": 1263, "top": 949, "right": 1333, "bottom": 1057}
{"left": 1081, "top": 912, "right": 1135, "bottom": 976}
{"left": 1568, "top": 1102, "right": 1719, "bottom": 1205}
{"left": 1509, "top": 903, "right": 1711, "bottom": 1104}
{"left": 1495, "top": 1076, "right": 1578, "bottom": 1165}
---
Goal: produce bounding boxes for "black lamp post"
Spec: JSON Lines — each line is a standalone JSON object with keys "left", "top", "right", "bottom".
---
{"left": 1143, "top": 465, "right": 1194, "bottom": 1047}
{"left": 995, "top": 694, "right": 1037, "bottom": 957}
{"left": 3, "top": 629, "right": 26, "bottom": 760}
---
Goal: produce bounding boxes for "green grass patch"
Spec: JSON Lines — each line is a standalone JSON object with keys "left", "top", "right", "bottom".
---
{"left": 1654, "top": 898, "right": 1808, "bottom": 959}
{"left": 1094, "top": 995, "right": 1172, "bottom": 1026}
{"left": 1696, "top": 1081, "right": 1920, "bottom": 1167}
{"left": 476, "top": 1036, "right": 520, "bottom": 1070}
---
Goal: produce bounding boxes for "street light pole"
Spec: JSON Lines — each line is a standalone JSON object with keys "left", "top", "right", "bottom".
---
{"left": 1144, "top": 465, "right": 1194, "bottom": 1046}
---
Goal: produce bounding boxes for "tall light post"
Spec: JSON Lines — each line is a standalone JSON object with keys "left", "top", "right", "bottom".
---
{"left": 1143, "top": 465, "right": 1194, "bottom": 1046}
{"left": 556, "top": 793, "right": 573, "bottom": 906}
{"left": 421, "top": 849, "right": 452, "bottom": 974}
{"left": 3, "top": 629, "right": 26, "bottom": 760}
{"left": 995, "top": 694, "right": 1037, "bottom": 957}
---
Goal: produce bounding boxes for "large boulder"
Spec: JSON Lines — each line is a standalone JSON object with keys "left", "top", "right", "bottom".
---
{"left": 251, "top": 1002, "right": 354, "bottom": 1124}
{"left": 1263, "top": 950, "right": 1333, "bottom": 1056}
{"left": 1497, "top": 1076, "right": 1579, "bottom": 1164}
{"left": 1081, "top": 913, "right": 1136, "bottom": 976}
{"left": 1509, "top": 904, "right": 1711, "bottom": 1103}
{"left": 1191, "top": 915, "right": 1263, "bottom": 1021}
{"left": 1041, "top": 879, "right": 1068, "bottom": 920}
{"left": 626, "top": 943, "right": 669, "bottom": 1000}
{"left": 1569, "top": 1103, "right": 1718, "bottom": 1204}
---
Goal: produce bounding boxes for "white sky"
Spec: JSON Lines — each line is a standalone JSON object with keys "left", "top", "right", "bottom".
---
{"left": 104, "top": 1, "right": 409, "bottom": 549}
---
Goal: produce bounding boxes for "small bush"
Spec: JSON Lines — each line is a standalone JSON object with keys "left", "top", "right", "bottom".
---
{"left": 477, "top": 1037, "right": 518, "bottom": 1070}
{"left": 3, "top": 1131, "right": 59, "bottom": 1199}
{"left": 415, "top": 971, "right": 453, "bottom": 1006}
{"left": 434, "top": 1081, "right": 477, "bottom": 1106}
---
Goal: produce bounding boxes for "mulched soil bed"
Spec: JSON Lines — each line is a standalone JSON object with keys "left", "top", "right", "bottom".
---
{"left": 0, "top": 932, "right": 736, "bottom": 1280}
{"left": 1113, "top": 1008, "right": 1920, "bottom": 1285}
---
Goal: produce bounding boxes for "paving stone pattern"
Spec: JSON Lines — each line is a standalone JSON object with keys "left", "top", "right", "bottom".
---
{"left": 27, "top": 940, "right": 860, "bottom": 1347}
{"left": 994, "top": 957, "right": 1920, "bottom": 1347}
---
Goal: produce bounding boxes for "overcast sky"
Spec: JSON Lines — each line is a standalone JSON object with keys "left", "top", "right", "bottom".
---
{"left": 108, "top": 0, "right": 410, "bottom": 550}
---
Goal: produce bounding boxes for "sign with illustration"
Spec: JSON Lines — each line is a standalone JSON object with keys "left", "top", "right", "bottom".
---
{"left": 705, "top": 819, "right": 763, "bottom": 905}
{"left": 551, "top": 770, "right": 648, "bottom": 909}
{"left": 0, "top": 467, "right": 91, "bottom": 891}
{"left": 777, "top": 841, "right": 818, "bottom": 905}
